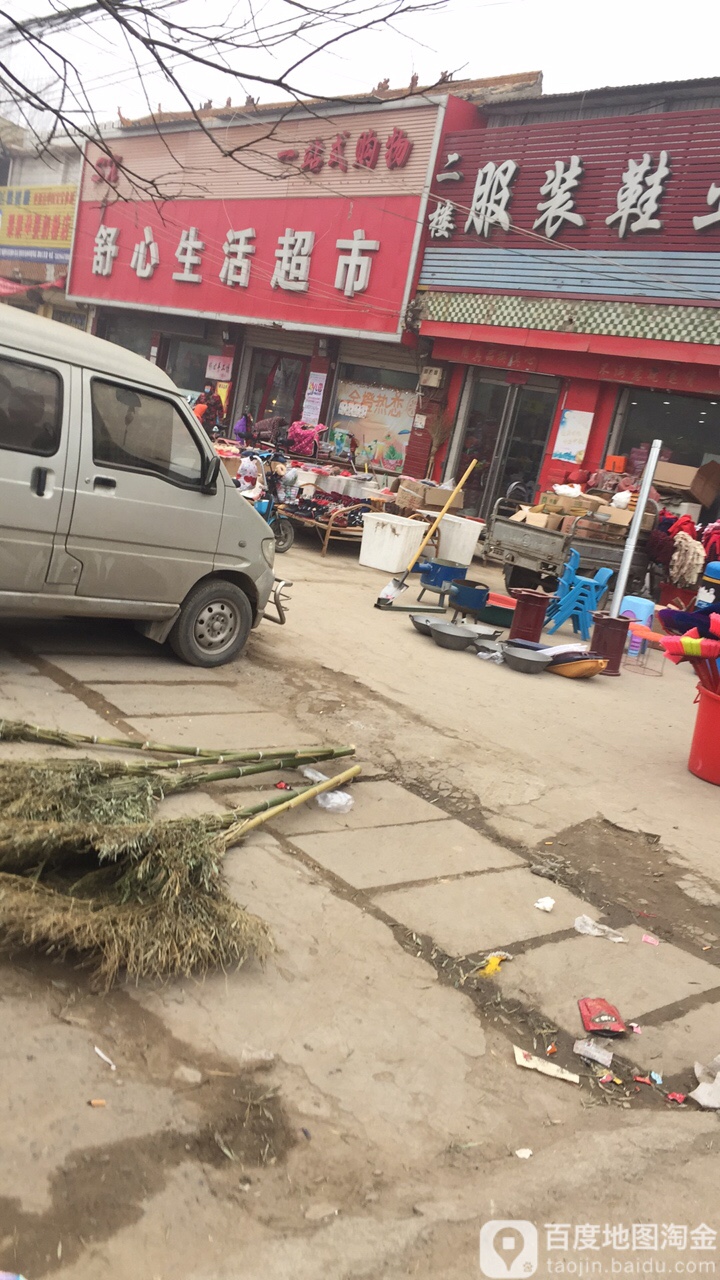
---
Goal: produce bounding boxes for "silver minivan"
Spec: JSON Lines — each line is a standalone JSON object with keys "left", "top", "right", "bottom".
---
{"left": 0, "top": 308, "right": 282, "bottom": 666}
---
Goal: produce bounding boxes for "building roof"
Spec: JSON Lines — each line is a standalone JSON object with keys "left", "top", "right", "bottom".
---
{"left": 116, "top": 71, "right": 542, "bottom": 131}
{"left": 484, "top": 74, "right": 720, "bottom": 123}
{"left": 0, "top": 306, "right": 175, "bottom": 389}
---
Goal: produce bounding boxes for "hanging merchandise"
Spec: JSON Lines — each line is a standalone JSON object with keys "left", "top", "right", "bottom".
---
{"left": 669, "top": 531, "right": 706, "bottom": 587}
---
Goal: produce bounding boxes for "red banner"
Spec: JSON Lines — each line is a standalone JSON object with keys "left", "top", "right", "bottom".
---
{"left": 68, "top": 194, "right": 421, "bottom": 336}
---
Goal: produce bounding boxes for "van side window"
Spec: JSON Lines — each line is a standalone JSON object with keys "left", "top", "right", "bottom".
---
{"left": 0, "top": 355, "right": 62, "bottom": 457}
{"left": 91, "top": 380, "right": 204, "bottom": 486}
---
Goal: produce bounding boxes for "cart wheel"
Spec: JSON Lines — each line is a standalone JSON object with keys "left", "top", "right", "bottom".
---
{"left": 274, "top": 517, "right": 295, "bottom": 554}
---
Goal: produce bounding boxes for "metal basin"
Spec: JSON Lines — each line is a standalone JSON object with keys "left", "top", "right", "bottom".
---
{"left": 501, "top": 643, "right": 554, "bottom": 673}
{"left": 429, "top": 622, "right": 477, "bottom": 651}
{"left": 410, "top": 614, "right": 441, "bottom": 636}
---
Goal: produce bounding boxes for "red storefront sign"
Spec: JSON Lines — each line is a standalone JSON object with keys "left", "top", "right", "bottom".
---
{"left": 68, "top": 193, "right": 421, "bottom": 337}
{"left": 432, "top": 336, "right": 720, "bottom": 395}
{"left": 427, "top": 110, "right": 720, "bottom": 254}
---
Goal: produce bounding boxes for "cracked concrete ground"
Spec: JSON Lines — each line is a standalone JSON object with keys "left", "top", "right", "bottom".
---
{"left": 1, "top": 539, "right": 719, "bottom": 1279}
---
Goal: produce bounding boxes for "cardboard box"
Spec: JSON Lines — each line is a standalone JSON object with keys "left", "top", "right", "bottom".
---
{"left": 654, "top": 460, "right": 720, "bottom": 509}
{"left": 422, "top": 485, "right": 464, "bottom": 510}
{"left": 525, "top": 512, "right": 549, "bottom": 528}
{"left": 545, "top": 513, "right": 563, "bottom": 531}
{"left": 508, "top": 506, "right": 531, "bottom": 523}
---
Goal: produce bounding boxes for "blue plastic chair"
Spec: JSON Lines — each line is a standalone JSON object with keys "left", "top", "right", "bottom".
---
{"left": 545, "top": 549, "right": 581, "bottom": 623}
{"left": 546, "top": 567, "right": 614, "bottom": 641}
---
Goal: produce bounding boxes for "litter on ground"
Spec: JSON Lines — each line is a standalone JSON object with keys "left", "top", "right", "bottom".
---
{"left": 513, "top": 1045, "right": 580, "bottom": 1085}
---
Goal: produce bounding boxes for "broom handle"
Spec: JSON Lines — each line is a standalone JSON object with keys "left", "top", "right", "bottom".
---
{"left": 402, "top": 459, "right": 478, "bottom": 575}
{"left": 221, "top": 764, "right": 362, "bottom": 845}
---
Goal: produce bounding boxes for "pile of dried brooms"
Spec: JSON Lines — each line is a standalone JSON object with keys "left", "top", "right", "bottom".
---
{"left": 0, "top": 719, "right": 359, "bottom": 986}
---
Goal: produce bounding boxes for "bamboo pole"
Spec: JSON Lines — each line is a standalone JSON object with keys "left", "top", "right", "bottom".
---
{"left": 0, "top": 720, "right": 351, "bottom": 764}
{"left": 221, "top": 764, "right": 362, "bottom": 845}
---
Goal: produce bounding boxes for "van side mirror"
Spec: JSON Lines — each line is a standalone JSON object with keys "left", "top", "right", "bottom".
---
{"left": 201, "top": 454, "right": 221, "bottom": 493}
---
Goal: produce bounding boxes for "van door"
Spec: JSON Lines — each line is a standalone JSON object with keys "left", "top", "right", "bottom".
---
{"left": 0, "top": 350, "right": 71, "bottom": 592}
{"left": 66, "top": 374, "right": 224, "bottom": 604}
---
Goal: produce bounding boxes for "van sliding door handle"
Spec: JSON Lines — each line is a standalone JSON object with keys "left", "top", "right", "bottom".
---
{"left": 30, "top": 467, "right": 49, "bottom": 496}
{"left": 93, "top": 475, "right": 116, "bottom": 491}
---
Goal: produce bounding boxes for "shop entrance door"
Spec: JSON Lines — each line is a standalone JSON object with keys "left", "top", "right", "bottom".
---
{"left": 451, "top": 372, "right": 559, "bottom": 518}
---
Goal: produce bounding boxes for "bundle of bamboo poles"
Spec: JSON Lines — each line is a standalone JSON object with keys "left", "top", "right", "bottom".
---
{"left": 0, "top": 720, "right": 359, "bottom": 986}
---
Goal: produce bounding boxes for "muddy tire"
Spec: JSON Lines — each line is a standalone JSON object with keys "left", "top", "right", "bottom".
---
{"left": 169, "top": 579, "right": 253, "bottom": 667}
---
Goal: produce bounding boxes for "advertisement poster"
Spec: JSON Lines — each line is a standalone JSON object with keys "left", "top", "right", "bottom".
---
{"left": 206, "top": 353, "right": 234, "bottom": 380}
{"left": 330, "top": 380, "right": 417, "bottom": 472}
{"left": 300, "top": 372, "right": 328, "bottom": 426}
{"left": 0, "top": 185, "right": 76, "bottom": 263}
{"left": 552, "top": 409, "right": 594, "bottom": 464}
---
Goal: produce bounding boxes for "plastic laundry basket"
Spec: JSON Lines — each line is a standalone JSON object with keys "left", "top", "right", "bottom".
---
{"left": 437, "top": 515, "right": 481, "bottom": 567}
{"left": 359, "top": 512, "right": 427, "bottom": 573}
{"left": 688, "top": 684, "right": 720, "bottom": 786}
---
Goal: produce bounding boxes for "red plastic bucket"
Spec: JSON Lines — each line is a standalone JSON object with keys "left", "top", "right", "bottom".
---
{"left": 688, "top": 684, "right": 720, "bottom": 786}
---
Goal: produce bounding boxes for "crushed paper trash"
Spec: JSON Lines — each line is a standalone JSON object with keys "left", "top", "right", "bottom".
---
{"left": 513, "top": 1044, "right": 580, "bottom": 1085}
{"left": 534, "top": 896, "right": 555, "bottom": 912}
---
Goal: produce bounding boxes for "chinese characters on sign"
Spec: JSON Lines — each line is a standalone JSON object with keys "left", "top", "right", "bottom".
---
{"left": 92, "top": 221, "right": 382, "bottom": 299}
{"left": 430, "top": 148, "right": 720, "bottom": 240}
{"left": 543, "top": 1223, "right": 717, "bottom": 1253}
{"left": 335, "top": 229, "right": 379, "bottom": 297}
{"left": 605, "top": 150, "right": 670, "bottom": 236}
{"left": 276, "top": 127, "right": 412, "bottom": 173}
{"left": 220, "top": 228, "right": 256, "bottom": 287}
{"left": 464, "top": 160, "right": 518, "bottom": 237}
{"left": 0, "top": 184, "right": 76, "bottom": 263}
{"left": 533, "top": 155, "right": 585, "bottom": 238}
{"left": 272, "top": 229, "right": 315, "bottom": 292}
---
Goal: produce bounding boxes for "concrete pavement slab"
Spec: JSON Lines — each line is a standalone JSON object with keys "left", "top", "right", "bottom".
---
{"left": 41, "top": 654, "right": 233, "bottom": 682}
{"left": 126, "top": 713, "right": 315, "bottom": 749}
{"left": 271, "top": 779, "right": 450, "bottom": 835}
{"left": 90, "top": 682, "right": 265, "bottom": 715}
{"left": 612, "top": 1000, "right": 720, "bottom": 1075}
{"left": 497, "top": 925, "right": 720, "bottom": 1030}
{"left": 132, "top": 832, "right": 514, "bottom": 1163}
{"left": 290, "top": 818, "right": 523, "bottom": 889}
{"left": 0, "top": 680, "right": 115, "bottom": 737}
{"left": 374, "top": 867, "right": 595, "bottom": 954}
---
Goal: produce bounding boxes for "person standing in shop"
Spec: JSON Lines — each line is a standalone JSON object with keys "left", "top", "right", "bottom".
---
{"left": 195, "top": 382, "right": 225, "bottom": 438}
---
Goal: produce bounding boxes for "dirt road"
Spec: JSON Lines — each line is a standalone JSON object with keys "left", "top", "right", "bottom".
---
{"left": 1, "top": 538, "right": 718, "bottom": 1279}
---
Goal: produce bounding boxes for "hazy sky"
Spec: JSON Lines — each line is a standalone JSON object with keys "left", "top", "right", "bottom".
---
{"left": 6, "top": 0, "right": 720, "bottom": 129}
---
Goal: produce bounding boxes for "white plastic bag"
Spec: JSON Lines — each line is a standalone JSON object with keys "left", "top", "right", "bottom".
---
{"left": 316, "top": 790, "right": 354, "bottom": 813}
{"left": 553, "top": 483, "right": 583, "bottom": 496}
{"left": 574, "top": 914, "right": 626, "bottom": 944}
{"left": 300, "top": 766, "right": 354, "bottom": 813}
{"left": 611, "top": 489, "right": 632, "bottom": 509}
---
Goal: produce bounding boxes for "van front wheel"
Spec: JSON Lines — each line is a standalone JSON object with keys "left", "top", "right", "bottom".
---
{"left": 169, "top": 580, "right": 253, "bottom": 667}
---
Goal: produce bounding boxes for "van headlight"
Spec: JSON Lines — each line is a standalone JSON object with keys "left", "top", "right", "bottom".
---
{"left": 261, "top": 537, "right": 276, "bottom": 568}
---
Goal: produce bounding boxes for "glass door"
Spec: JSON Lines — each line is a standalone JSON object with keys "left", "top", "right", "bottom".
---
{"left": 454, "top": 378, "right": 513, "bottom": 517}
{"left": 487, "top": 384, "right": 559, "bottom": 513}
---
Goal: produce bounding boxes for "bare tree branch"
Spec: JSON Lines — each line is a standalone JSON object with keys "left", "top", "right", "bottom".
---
{"left": 0, "top": 0, "right": 448, "bottom": 197}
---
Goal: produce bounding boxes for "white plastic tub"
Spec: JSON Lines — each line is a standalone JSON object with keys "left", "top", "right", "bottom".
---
{"left": 359, "top": 512, "right": 427, "bottom": 573}
{"left": 437, "top": 514, "right": 482, "bottom": 566}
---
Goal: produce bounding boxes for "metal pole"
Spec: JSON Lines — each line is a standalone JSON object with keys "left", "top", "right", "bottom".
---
{"left": 609, "top": 437, "right": 663, "bottom": 617}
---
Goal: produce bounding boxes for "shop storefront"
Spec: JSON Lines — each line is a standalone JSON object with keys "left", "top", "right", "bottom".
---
{"left": 415, "top": 82, "right": 720, "bottom": 513}
{"left": 67, "top": 92, "right": 480, "bottom": 465}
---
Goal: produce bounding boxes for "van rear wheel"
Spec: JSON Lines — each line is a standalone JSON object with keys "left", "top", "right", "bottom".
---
{"left": 169, "top": 580, "right": 253, "bottom": 667}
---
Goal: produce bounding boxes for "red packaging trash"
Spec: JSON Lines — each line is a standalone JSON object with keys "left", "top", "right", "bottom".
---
{"left": 666, "top": 1092, "right": 687, "bottom": 1104}
{"left": 578, "top": 997, "right": 628, "bottom": 1035}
